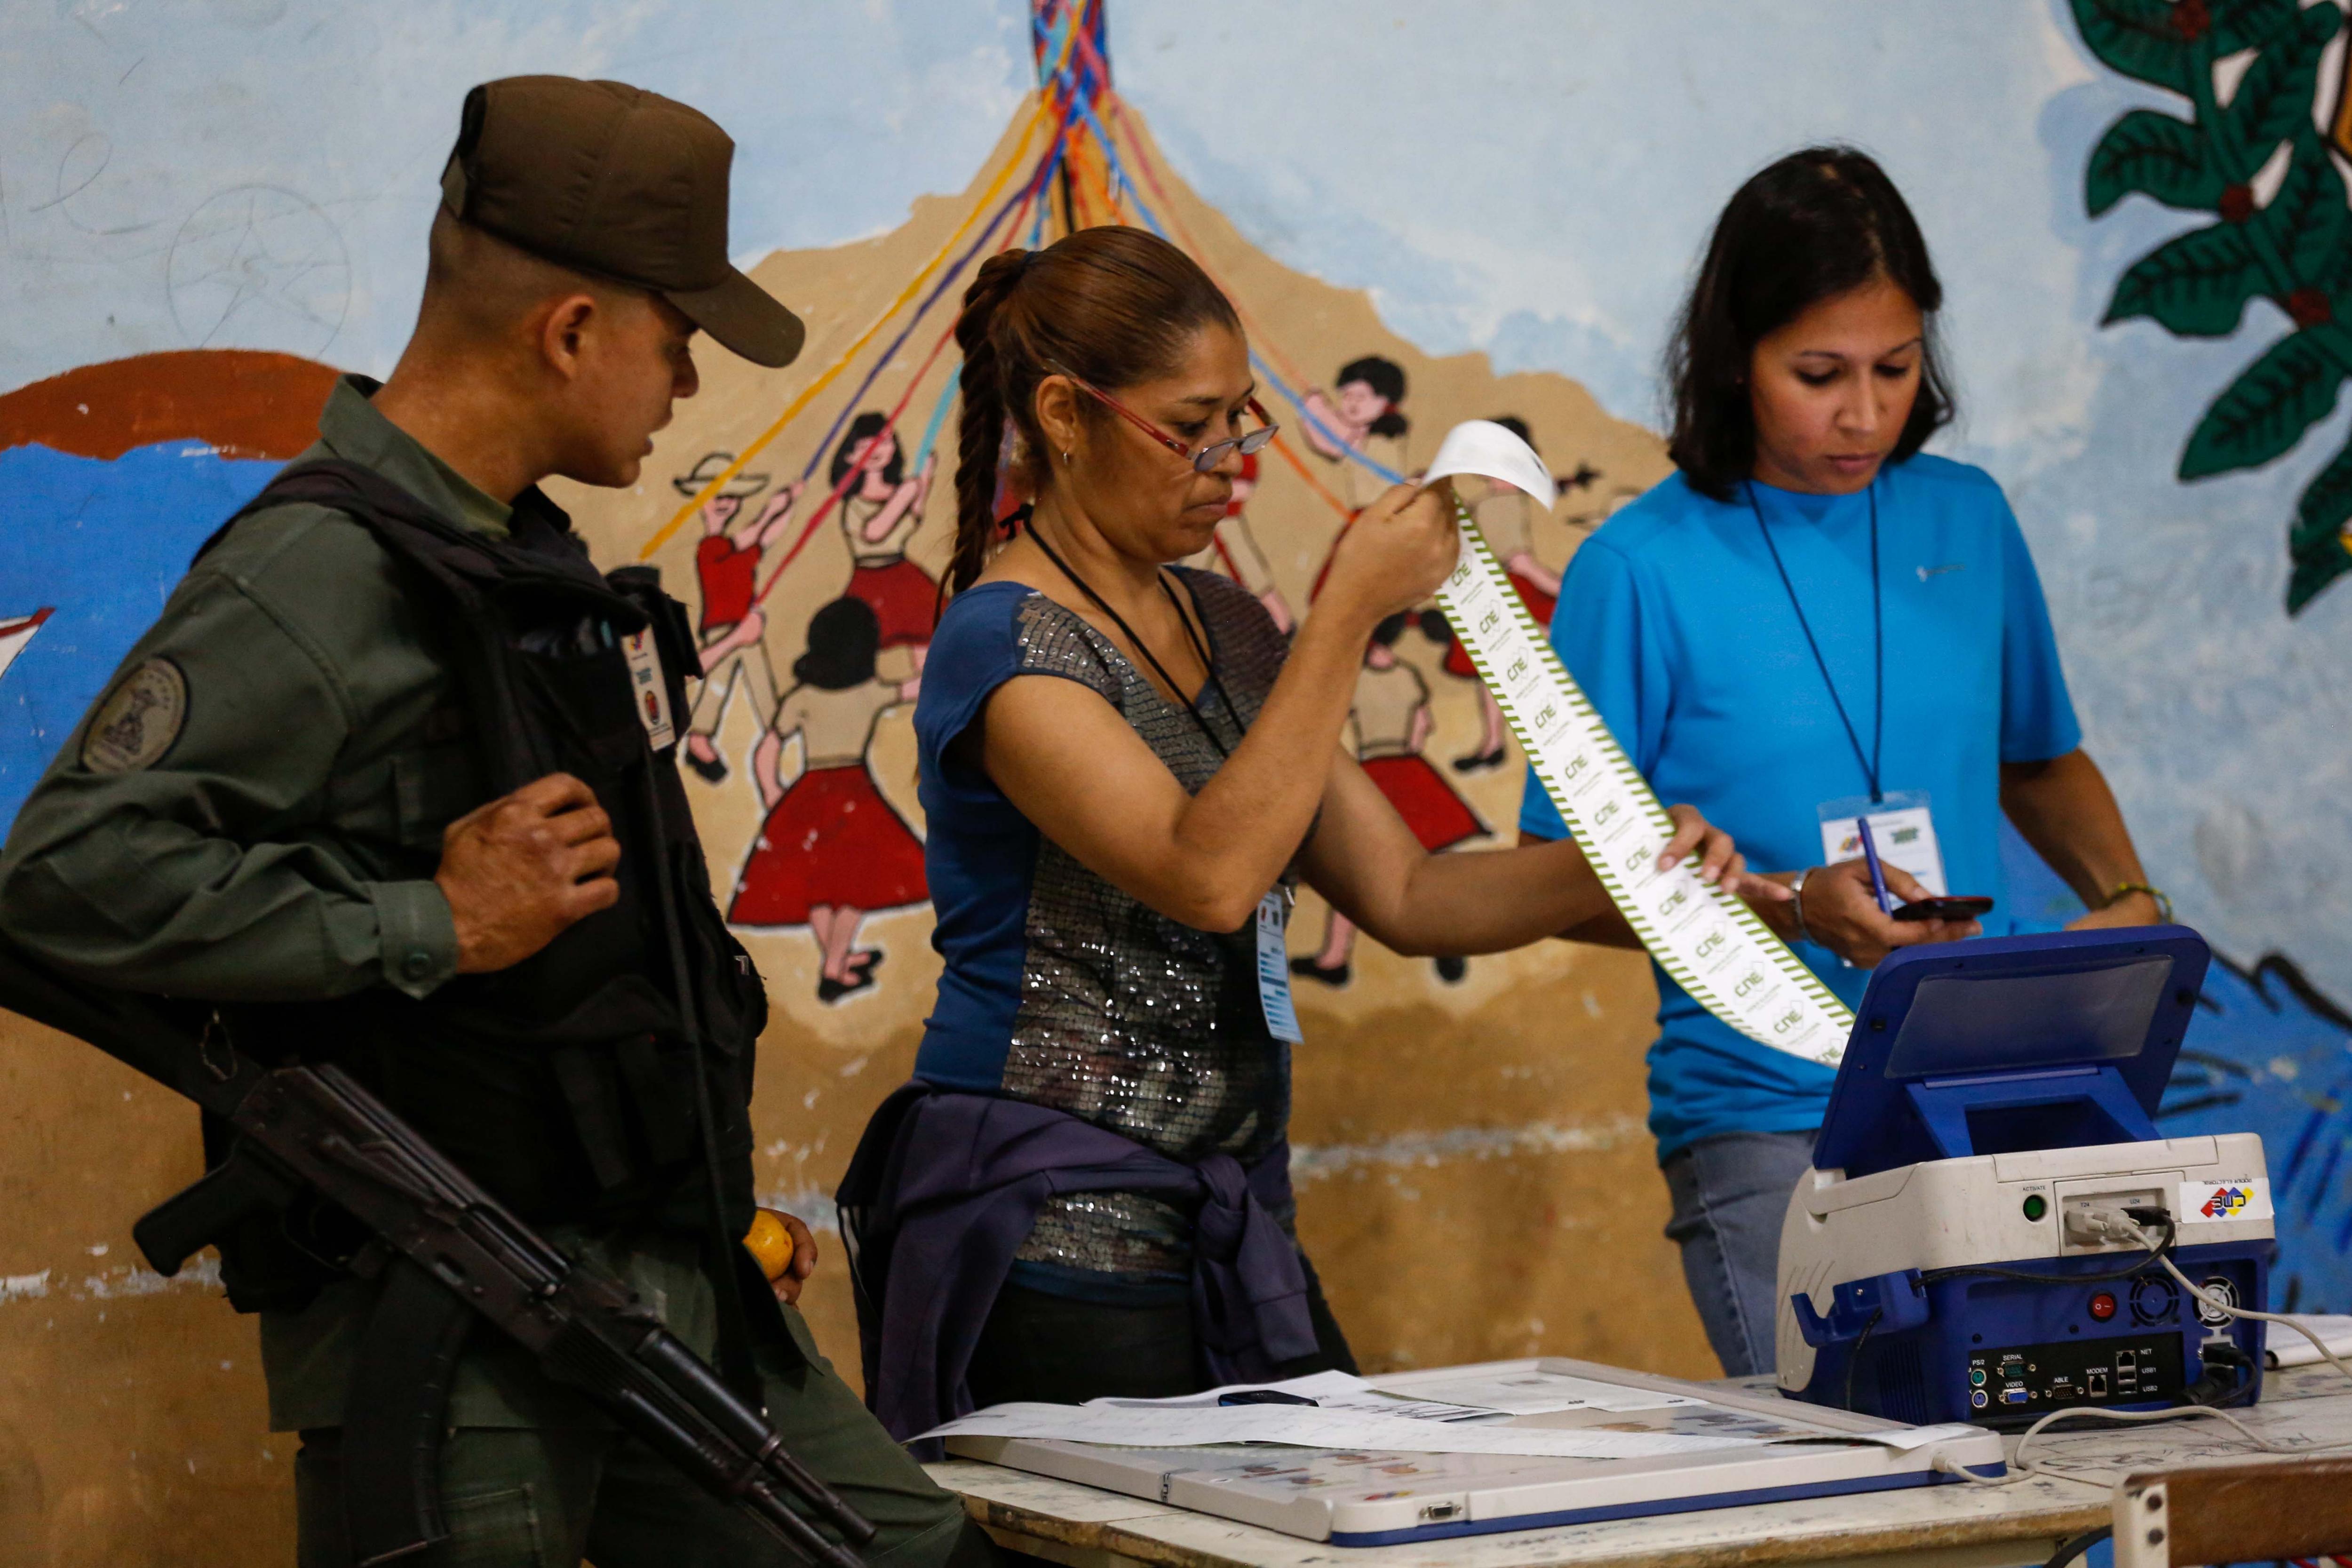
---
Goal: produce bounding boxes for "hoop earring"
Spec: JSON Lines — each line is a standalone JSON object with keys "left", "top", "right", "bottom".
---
{"left": 1062, "top": 449, "right": 1073, "bottom": 465}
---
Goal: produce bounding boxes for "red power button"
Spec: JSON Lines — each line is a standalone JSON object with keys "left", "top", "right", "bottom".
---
{"left": 2089, "top": 1291, "right": 2118, "bottom": 1321}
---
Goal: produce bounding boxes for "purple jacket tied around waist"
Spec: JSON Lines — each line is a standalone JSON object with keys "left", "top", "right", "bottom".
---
{"left": 836, "top": 1083, "right": 1316, "bottom": 1443}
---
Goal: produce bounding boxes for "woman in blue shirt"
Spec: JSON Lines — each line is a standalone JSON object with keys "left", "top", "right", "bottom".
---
{"left": 1518, "top": 147, "right": 2170, "bottom": 1378}
{"left": 838, "top": 226, "right": 1772, "bottom": 1437}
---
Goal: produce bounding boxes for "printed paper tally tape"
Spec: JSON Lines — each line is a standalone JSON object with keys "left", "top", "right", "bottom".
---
{"left": 1420, "top": 421, "right": 1854, "bottom": 1064}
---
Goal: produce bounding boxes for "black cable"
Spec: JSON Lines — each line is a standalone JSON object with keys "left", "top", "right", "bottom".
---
{"left": 1921, "top": 1217, "right": 2177, "bottom": 1287}
{"left": 2042, "top": 1525, "right": 2112, "bottom": 1568}
{"left": 1843, "top": 1306, "right": 1883, "bottom": 1413}
{"left": 2183, "top": 1340, "right": 2257, "bottom": 1409}
{"left": 1027, "top": 526, "right": 1240, "bottom": 759}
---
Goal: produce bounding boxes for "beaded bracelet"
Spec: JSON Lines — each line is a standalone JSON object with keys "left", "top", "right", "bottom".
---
{"left": 2106, "top": 882, "right": 2174, "bottom": 923}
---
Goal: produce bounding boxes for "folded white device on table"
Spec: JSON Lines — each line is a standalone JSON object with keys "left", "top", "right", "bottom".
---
{"left": 934, "top": 1358, "right": 2003, "bottom": 1546}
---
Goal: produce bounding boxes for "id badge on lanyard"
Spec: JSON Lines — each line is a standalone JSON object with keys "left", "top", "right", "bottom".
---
{"left": 1255, "top": 889, "right": 1305, "bottom": 1044}
{"left": 1751, "top": 483, "right": 1951, "bottom": 902}
{"left": 621, "top": 626, "right": 676, "bottom": 751}
{"left": 1818, "top": 790, "right": 1948, "bottom": 897}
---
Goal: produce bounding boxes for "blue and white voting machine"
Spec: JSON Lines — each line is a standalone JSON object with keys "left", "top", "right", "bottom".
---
{"left": 936, "top": 1359, "right": 2002, "bottom": 1546}
{"left": 1776, "top": 928, "right": 2276, "bottom": 1427}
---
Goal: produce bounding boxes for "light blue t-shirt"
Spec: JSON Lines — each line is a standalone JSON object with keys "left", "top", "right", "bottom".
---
{"left": 1518, "top": 455, "right": 2082, "bottom": 1161}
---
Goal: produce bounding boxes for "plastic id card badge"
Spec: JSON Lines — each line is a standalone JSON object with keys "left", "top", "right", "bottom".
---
{"left": 1256, "top": 891, "right": 1304, "bottom": 1044}
{"left": 622, "top": 627, "right": 676, "bottom": 751}
{"left": 1818, "top": 791, "right": 1946, "bottom": 896}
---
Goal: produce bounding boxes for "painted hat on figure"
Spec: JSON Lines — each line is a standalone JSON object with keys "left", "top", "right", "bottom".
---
{"left": 439, "top": 75, "right": 805, "bottom": 368}
{"left": 673, "top": 452, "right": 770, "bottom": 498}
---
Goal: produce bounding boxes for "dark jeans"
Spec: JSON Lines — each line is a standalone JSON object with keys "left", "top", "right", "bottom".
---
{"left": 965, "top": 1258, "right": 1358, "bottom": 1407}
{"left": 1660, "top": 1129, "right": 1816, "bottom": 1378}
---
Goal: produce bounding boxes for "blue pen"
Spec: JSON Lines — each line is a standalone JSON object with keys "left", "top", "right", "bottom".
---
{"left": 1855, "top": 816, "right": 1895, "bottom": 915}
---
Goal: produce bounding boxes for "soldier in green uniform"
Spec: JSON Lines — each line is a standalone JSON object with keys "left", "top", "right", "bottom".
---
{"left": 0, "top": 77, "right": 999, "bottom": 1568}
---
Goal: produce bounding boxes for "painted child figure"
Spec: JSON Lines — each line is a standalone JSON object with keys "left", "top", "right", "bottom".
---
{"left": 1292, "top": 611, "right": 1486, "bottom": 987}
{"left": 1300, "top": 354, "right": 1409, "bottom": 512}
{"left": 678, "top": 451, "right": 803, "bottom": 782}
{"left": 1446, "top": 418, "right": 1562, "bottom": 772}
{"left": 1179, "top": 451, "right": 1294, "bottom": 631}
{"left": 731, "top": 597, "right": 928, "bottom": 1003}
{"left": 834, "top": 413, "right": 941, "bottom": 675}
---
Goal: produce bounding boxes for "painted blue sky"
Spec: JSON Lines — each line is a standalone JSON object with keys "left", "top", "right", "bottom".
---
{"left": 3, "top": 0, "right": 2349, "bottom": 1004}
{"left": 0, "top": 443, "right": 280, "bottom": 828}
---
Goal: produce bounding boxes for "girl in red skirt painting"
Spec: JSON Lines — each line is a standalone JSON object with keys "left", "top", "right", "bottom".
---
{"left": 834, "top": 412, "right": 941, "bottom": 672}
{"left": 731, "top": 597, "right": 928, "bottom": 1003}
{"left": 1291, "top": 612, "right": 1486, "bottom": 988}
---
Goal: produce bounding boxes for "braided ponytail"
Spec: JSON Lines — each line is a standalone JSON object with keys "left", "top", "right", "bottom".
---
{"left": 941, "top": 227, "right": 1240, "bottom": 599}
{"left": 947, "top": 251, "right": 1031, "bottom": 595}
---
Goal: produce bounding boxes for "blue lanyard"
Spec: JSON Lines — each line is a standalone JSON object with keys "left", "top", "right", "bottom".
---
{"left": 1747, "top": 479, "right": 1883, "bottom": 804}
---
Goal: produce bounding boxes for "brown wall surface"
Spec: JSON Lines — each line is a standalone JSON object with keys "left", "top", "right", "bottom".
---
{"left": 0, "top": 95, "right": 1708, "bottom": 1559}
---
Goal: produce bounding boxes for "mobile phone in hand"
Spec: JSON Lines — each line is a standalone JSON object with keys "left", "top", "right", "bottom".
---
{"left": 1892, "top": 895, "right": 1994, "bottom": 923}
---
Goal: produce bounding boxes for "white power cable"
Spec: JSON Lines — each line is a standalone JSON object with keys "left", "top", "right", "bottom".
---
{"left": 1929, "top": 1451, "right": 2014, "bottom": 1486}
{"left": 2079, "top": 1204, "right": 2352, "bottom": 1390}
{"left": 1928, "top": 1406, "right": 2283, "bottom": 1488}
{"left": 2010, "top": 1399, "right": 2308, "bottom": 1475}
{"left": 1919, "top": 1205, "right": 2352, "bottom": 1488}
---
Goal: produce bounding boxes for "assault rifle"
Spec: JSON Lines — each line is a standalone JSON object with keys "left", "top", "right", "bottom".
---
{"left": 0, "top": 937, "right": 873, "bottom": 1568}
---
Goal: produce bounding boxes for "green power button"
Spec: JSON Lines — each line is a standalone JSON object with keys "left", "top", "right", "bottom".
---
{"left": 2022, "top": 1194, "right": 2049, "bottom": 1222}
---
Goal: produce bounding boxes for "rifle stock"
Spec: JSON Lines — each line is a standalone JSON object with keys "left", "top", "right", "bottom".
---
{"left": 0, "top": 937, "right": 874, "bottom": 1568}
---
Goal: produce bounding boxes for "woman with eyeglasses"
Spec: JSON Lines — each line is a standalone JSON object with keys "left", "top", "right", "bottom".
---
{"left": 838, "top": 225, "right": 1780, "bottom": 1434}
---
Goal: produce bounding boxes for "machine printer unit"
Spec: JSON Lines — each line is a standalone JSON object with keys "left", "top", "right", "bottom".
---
{"left": 1776, "top": 928, "right": 2275, "bottom": 1429}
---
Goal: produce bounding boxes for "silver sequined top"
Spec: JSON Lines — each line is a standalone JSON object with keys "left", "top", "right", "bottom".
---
{"left": 983, "top": 570, "right": 1298, "bottom": 1281}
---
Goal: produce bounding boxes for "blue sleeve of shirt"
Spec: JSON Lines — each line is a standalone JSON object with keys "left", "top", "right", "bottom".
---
{"left": 1518, "top": 536, "right": 1668, "bottom": 840}
{"left": 1994, "top": 502, "right": 2082, "bottom": 764}
{"left": 912, "top": 587, "right": 1024, "bottom": 789}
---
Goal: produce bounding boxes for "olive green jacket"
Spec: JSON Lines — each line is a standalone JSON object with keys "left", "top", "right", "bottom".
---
{"left": 0, "top": 376, "right": 511, "bottom": 1001}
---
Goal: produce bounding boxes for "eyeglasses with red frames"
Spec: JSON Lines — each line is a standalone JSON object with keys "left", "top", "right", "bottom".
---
{"left": 1049, "top": 364, "right": 1278, "bottom": 474}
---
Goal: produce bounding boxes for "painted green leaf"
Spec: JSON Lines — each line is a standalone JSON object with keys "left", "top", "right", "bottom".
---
{"left": 2287, "top": 435, "right": 2352, "bottom": 611}
{"left": 2105, "top": 222, "right": 2267, "bottom": 336}
{"left": 2086, "top": 110, "right": 2221, "bottom": 215}
{"left": 2224, "top": 3, "right": 2341, "bottom": 153}
{"left": 2180, "top": 330, "right": 2346, "bottom": 479}
{"left": 2285, "top": 541, "right": 2350, "bottom": 612}
{"left": 2210, "top": 0, "right": 2305, "bottom": 55}
{"left": 2071, "top": 0, "right": 2196, "bottom": 94}
{"left": 2257, "top": 140, "right": 2350, "bottom": 287}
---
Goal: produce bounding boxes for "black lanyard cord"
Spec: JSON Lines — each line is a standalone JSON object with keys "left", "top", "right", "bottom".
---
{"left": 1747, "top": 478, "right": 1883, "bottom": 804}
{"left": 1026, "top": 525, "right": 1240, "bottom": 760}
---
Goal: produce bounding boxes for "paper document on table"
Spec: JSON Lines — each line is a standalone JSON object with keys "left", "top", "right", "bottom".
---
{"left": 1831, "top": 1422, "right": 1993, "bottom": 1453}
{"left": 1367, "top": 1367, "right": 1705, "bottom": 1415}
{"left": 1420, "top": 421, "right": 1852, "bottom": 1065}
{"left": 920, "top": 1402, "right": 1770, "bottom": 1459}
{"left": 2266, "top": 1314, "right": 2352, "bottom": 1369}
{"left": 1091, "top": 1369, "right": 1499, "bottom": 1423}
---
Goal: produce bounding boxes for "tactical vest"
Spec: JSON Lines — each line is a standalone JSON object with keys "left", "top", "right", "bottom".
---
{"left": 192, "top": 460, "right": 768, "bottom": 1309}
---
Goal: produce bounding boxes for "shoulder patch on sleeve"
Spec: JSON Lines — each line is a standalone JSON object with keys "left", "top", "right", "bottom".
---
{"left": 81, "top": 658, "right": 188, "bottom": 774}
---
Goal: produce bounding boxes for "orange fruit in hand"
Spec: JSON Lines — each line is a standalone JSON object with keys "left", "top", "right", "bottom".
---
{"left": 743, "top": 1209, "right": 795, "bottom": 1281}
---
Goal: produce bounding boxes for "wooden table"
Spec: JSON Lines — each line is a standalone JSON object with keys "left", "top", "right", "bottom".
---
{"left": 928, "top": 1366, "right": 2352, "bottom": 1568}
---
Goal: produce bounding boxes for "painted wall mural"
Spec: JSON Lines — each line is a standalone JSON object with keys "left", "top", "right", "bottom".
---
{"left": 2073, "top": 0, "right": 2352, "bottom": 609}
{"left": 0, "top": 351, "right": 338, "bottom": 827}
{"left": 3, "top": 0, "right": 2352, "bottom": 1553}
